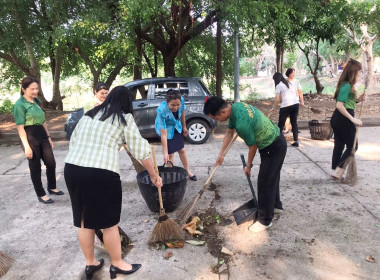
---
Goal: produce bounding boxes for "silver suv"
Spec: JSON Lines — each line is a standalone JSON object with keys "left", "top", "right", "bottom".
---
{"left": 125, "top": 77, "right": 217, "bottom": 144}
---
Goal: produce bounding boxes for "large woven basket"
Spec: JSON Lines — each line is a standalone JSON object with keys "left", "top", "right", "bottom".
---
{"left": 308, "top": 118, "right": 333, "bottom": 140}
{"left": 136, "top": 162, "right": 187, "bottom": 213}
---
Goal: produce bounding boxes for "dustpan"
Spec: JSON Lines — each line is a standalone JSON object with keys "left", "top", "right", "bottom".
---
{"left": 233, "top": 154, "right": 258, "bottom": 225}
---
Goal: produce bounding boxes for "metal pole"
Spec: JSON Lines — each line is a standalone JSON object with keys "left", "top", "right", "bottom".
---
{"left": 234, "top": 31, "right": 240, "bottom": 103}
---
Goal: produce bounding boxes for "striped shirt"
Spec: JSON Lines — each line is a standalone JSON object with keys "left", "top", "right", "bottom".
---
{"left": 65, "top": 112, "right": 150, "bottom": 174}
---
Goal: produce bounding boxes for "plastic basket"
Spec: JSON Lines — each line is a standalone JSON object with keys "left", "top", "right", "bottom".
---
{"left": 308, "top": 118, "right": 333, "bottom": 140}
{"left": 136, "top": 162, "right": 187, "bottom": 213}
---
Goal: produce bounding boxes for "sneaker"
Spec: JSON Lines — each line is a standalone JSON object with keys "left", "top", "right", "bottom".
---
{"left": 291, "top": 141, "right": 299, "bottom": 147}
{"left": 248, "top": 221, "right": 272, "bottom": 233}
{"left": 274, "top": 208, "right": 283, "bottom": 214}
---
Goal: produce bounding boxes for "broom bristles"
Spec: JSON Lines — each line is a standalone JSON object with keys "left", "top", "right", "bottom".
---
{"left": 177, "top": 194, "right": 201, "bottom": 225}
{"left": 344, "top": 155, "right": 357, "bottom": 186}
{"left": 310, "top": 107, "right": 323, "bottom": 114}
{"left": 0, "top": 251, "right": 14, "bottom": 277}
{"left": 148, "top": 215, "right": 184, "bottom": 244}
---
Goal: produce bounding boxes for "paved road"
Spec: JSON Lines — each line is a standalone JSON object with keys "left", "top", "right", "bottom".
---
{"left": 0, "top": 128, "right": 379, "bottom": 280}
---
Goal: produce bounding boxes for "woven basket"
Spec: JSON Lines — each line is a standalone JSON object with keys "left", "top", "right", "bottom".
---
{"left": 136, "top": 162, "right": 187, "bottom": 213}
{"left": 308, "top": 119, "right": 333, "bottom": 140}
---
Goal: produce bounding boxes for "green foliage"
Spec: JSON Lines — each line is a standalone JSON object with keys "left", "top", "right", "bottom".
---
{"left": 284, "top": 52, "right": 297, "bottom": 69}
{"left": 0, "top": 98, "right": 15, "bottom": 114}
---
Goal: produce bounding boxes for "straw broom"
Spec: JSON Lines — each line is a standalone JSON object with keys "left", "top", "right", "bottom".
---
{"left": 0, "top": 251, "right": 14, "bottom": 277}
{"left": 178, "top": 134, "right": 239, "bottom": 225}
{"left": 342, "top": 94, "right": 365, "bottom": 186}
{"left": 305, "top": 106, "right": 323, "bottom": 114}
{"left": 148, "top": 145, "right": 183, "bottom": 244}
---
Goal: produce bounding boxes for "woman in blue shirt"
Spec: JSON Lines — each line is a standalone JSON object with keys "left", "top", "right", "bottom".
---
{"left": 155, "top": 90, "right": 197, "bottom": 181}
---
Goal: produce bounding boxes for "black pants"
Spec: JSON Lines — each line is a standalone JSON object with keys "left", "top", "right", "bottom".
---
{"left": 330, "top": 109, "right": 357, "bottom": 170}
{"left": 23, "top": 125, "right": 56, "bottom": 197}
{"left": 257, "top": 135, "right": 287, "bottom": 225}
{"left": 278, "top": 104, "right": 299, "bottom": 142}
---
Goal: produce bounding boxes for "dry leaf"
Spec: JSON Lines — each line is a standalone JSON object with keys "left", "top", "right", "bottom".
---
{"left": 365, "top": 255, "right": 376, "bottom": 263}
{"left": 221, "top": 247, "right": 233, "bottom": 256}
{"left": 165, "top": 241, "right": 184, "bottom": 248}
{"left": 183, "top": 216, "right": 203, "bottom": 235}
{"left": 164, "top": 251, "right": 173, "bottom": 259}
{"left": 143, "top": 219, "right": 149, "bottom": 223}
{"left": 185, "top": 240, "right": 205, "bottom": 246}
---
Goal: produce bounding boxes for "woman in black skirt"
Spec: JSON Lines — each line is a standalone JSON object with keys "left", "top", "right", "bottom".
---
{"left": 330, "top": 59, "right": 365, "bottom": 180}
{"left": 64, "top": 86, "right": 162, "bottom": 279}
{"left": 155, "top": 89, "right": 197, "bottom": 181}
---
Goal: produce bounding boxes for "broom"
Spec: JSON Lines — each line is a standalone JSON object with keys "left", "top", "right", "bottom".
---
{"left": 342, "top": 94, "right": 365, "bottom": 186}
{"left": 178, "top": 134, "right": 239, "bottom": 225}
{"left": 305, "top": 105, "right": 323, "bottom": 114}
{"left": 0, "top": 251, "right": 14, "bottom": 277}
{"left": 148, "top": 145, "right": 184, "bottom": 244}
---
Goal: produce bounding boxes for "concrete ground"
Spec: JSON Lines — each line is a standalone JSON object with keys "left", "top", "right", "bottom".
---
{"left": 0, "top": 127, "right": 379, "bottom": 280}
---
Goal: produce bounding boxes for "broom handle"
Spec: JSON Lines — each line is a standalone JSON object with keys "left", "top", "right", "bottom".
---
{"left": 198, "top": 134, "right": 238, "bottom": 194}
{"left": 150, "top": 145, "right": 164, "bottom": 211}
{"left": 352, "top": 92, "right": 365, "bottom": 152}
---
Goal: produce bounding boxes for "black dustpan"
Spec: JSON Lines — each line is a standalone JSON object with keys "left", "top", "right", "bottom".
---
{"left": 233, "top": 154, "right": 258, "bottom": 225}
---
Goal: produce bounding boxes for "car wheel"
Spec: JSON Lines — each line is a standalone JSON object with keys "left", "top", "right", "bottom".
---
{"left": 186, "top": 119, "right": 211, "bottom": 144}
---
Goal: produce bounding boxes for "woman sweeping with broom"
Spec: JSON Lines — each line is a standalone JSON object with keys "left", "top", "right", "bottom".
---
{"left": 330, "top": 59, "right": 365, "bottom": 180}
{"left": 64, "top": 86, "right": 162, "bottom": 279}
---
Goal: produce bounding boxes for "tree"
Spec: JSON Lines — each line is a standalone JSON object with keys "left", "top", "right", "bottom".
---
{"left": 127, "top": 0, "right": 218, "bottom": 77}
{"left": 342, "top": 0, "right": 378, "bottom": 88}
{"left": 291, "top": 0, "right": 345, "bottom": 94}
{"left": 0, "top": 0, "right": 80, "bottom": 110}
{"left": 67, "top": 0, "right": 133, "bottom": 90}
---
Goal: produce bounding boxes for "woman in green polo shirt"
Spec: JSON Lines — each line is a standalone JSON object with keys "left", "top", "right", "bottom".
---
{"left": 13, "top": 76, "right": 64, "bottom": 204}
{"left": 204, "top": 97, "right": 287, "bottom": 233}
{"left": 330, "top": 59, "right": 366, "bottom": 180}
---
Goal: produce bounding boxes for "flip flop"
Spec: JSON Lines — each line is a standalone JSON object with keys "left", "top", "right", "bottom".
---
{"left": 189, "top": 175, "right": 197, "bottom": 181}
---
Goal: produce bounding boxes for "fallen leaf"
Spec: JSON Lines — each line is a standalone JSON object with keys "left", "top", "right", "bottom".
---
{"left": 365, "top": 255, "right": 376, "bottom": 263}
{"left": 164, "top": 251, "right": 173, "bottom": 259}
{"left": 183, "top": 216, "right": 204, "bottom": 235}
{"left": 221, "top": 247, "right": 233, "bottom": 256}
{"left": 218, "top": 263, "right": 228, "bottom": 273}
{"left": 166, "top": 241, "right": 184, "bottom": 248}
{"left": 185, "top": 240, "right": 205, "bottom": 246}
{"left": 143, "top": 219, "right": 149, "bottom": 223}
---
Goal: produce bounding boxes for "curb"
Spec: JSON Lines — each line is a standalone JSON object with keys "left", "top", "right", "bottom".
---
{"left": 1, "top": 117, "right": 380, "bottom": 144}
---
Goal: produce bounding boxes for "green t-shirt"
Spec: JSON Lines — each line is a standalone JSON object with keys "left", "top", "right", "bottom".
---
{"left": 337, "top": 83, "right": 356, "bottom": 110}
{"left": 13, "top": 96, "right": 46, "bottom": 126}
{"left": 228, "top": 102, "right": 280, "bottom": 150}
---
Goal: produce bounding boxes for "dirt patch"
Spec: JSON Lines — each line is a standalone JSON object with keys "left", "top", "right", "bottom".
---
{"left": 1, "top": 93, "right": 380, "bottom": 133}
{"left": 0, "top": 110, "right": 69, "bottom": 133}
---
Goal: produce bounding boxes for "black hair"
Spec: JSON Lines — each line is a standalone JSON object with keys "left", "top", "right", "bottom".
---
{"left": 95, "top": 82, "right": 109, "bottom": 93}
{"left": 272, "top": 72, "right": 289, "bottom": 88}
{"left": 20, "top": 76, "right": 45, "bottom": 111}
{"left": 166, "top": 89, "right": 181, "bottom": 103}
{"left": 203, "top": 96, "right": 228, "bottom": 116}
{"left": 21, "top": 76, "right": 38, "bottom": 96}
{"left": 285, "top": 68, "right": 295, "bottom": 78}
{"left": 85, "top": 86, "right": 133, "bottom": 125}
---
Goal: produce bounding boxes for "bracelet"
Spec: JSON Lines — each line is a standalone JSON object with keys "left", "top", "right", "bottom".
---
{"left": 247, "top": 164, "right": 253, "bottom": 169}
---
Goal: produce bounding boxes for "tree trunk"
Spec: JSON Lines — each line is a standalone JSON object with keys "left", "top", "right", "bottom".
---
{"left": 51, "top": 46, "right": 63, "bottom": 110}
{"left": 275, "top": 45, "right": 281, "bottom": 73}
{"left": 216, "top": 20, "right": 222, "bottom": 97}
{"left": 312, "top": 73, "right": 324, "bottom": 94}
{"left": 163, "top": 53, "right": 176, "bottom": 77}
{"left": 329, "top": 54, "right": 336, "bottom": 75}
{"left": 280, "top": 45, "right": 284, "bottom": 74}
{"left": 134, "top": 35, "right": 143, "bottom": 80}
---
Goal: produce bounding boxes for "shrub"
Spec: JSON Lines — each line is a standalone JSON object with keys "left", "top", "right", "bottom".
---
{"left": 0, "top": 98, "right": 15, "bottom": 114}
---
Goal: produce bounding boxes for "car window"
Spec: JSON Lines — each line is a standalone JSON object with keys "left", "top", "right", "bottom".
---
{"left": 154, "top": 82, "right": 189, "bottom": 99}
{"left": 129, "top": 84, "right": 148, "bottom": 100}
{"left": 198, "top": 80, "right": 211, "bottom": 95}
